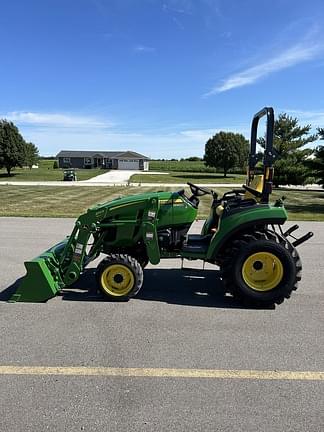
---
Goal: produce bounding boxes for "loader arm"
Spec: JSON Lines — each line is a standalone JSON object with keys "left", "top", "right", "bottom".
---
{"left": 10, "top": 196, "right": 161, "bottom": 302}
{"left": 62, "top": 195, "right": 161, "bottom": 285}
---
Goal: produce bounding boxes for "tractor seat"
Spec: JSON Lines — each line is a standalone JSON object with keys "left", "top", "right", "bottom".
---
{"left": 244, "top": 175, "right": 264, "bottom": 201}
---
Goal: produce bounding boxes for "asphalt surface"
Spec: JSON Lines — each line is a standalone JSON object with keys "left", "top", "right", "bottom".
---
{"left": 0, "top": 218, "right": 323, "bottom": 431}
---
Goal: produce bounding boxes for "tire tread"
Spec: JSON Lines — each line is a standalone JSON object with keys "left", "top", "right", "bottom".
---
{"left": 221, "top": 229, "right": 301, "bottom": 306}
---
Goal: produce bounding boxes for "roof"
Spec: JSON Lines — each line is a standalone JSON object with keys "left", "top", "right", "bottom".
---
{"left": 56, "top": 150, "right": 150, "bottom": 160}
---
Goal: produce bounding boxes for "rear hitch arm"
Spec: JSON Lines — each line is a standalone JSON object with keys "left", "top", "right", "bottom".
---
{"left": 280, "top": 224, "right": 314, "bottom": 247}
{"left": 283, "top": 224, "right": 299, "bottom": 237}
{"left": 292, "top": 232, "right": 314, "bottom": 247}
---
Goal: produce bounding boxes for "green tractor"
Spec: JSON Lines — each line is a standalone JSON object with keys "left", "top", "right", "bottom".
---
{"left": 11, "top": 108, "right": 313, "bottom": 306}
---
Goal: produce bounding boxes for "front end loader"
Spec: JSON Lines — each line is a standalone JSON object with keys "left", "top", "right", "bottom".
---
{"left": 11, "top": 107, "right": 313, "bottom": 306}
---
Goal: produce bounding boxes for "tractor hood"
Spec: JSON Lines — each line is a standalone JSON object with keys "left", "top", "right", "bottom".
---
{"left": 95, "top": 190, "right": 174, "bottom": 209}
{"left": 89, "top": 189, "right": 197, "bottom": 228}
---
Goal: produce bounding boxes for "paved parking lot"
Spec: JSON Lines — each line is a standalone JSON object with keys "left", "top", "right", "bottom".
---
{"left": 0, "top": 218, "right": 323, "bottom": 431}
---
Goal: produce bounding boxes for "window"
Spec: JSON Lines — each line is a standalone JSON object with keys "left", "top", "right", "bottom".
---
{"left": 84, "top": 157, "right": 92, "bottom": 164}
{"left": 63, "top": 157, "right": 70, "bottom": 163}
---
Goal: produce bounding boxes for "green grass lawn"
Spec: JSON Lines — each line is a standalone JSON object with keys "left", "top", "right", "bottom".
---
{"left": 149, "top": 160, "right": 228, "bottom": 172}
{"left": 0, "top": 185, "right": 323, "bottom": 221}
{"left": 131, "top": 171, "right": 245, "bottom": 184}
{"left": 0, "top": 160, "right": 109, "bottom": 181}
{"left": 0, "top": 186, "right": 171, "bottom": 218}
{"left": 149, "top": 160, "right": 211, "bottom": 172}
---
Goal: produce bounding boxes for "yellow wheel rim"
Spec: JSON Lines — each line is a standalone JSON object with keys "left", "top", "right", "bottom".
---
{"left": 242, "top": 252, "right": 284, "bottom": 292}
{"left": 100, "top": 264, "right": 135, "bottom": 297}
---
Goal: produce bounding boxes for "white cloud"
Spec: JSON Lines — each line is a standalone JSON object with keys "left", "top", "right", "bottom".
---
{"left": 180, "top": 129, "right": 216, "bottom": 140}
{"left": 282, "top": 109, "right": 324, "bottom": 126}
{"left": 205, "top": 39, "right": 324, "bottom": 95}
{"left": 134, "top": 45, "right": 155, "bottom": 53}
{"left": 17, "top": 123, "right": 217, "bottom": 158}
{"left": 20, "top": 123, "right": 252, "bottom": 158}
{"left": 181, "top": 126, "right": 249, "bottom": 140}
{"left": 162, "top": 1, "right": 193, "bottom": 15}
{"left": 23, "top": 128, "right": 210, "bottom": 158}
{"left": 172, "top": 16, "right": 185, "bottom": 30}
{"left": 2, "top": 110, "right": 250, "bottom": 158}
{"left": 220, "top": 31, "right": 232, "bottom": 39}
{"left": 1, "top": 111, "right": 113, "bottom": 128}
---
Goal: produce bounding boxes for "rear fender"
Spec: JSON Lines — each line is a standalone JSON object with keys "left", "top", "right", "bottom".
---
{"left": 206, "top": 206, "right": 287, "bottom": 260}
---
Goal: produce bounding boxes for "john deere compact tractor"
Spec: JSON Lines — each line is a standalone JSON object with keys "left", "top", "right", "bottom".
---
{"left": 11, "top": 107, "right": 313, "bottom": 306}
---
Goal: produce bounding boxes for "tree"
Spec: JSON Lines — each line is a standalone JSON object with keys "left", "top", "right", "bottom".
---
{"left": 0, "top": 120, "right": 26, "bottom": 176}
{"left": 306, "top": 146, "right": 324, "bottom": 187}
{"left": 23, "top": 142, "right": 39, "bottom": 169}
{"left": 273, "top": 151, "right": 313, "bottom": 187}
{"left": 204, "top": 131, "right": 249, "bottom": 177}
{"left": 268, "top": 113, "right": 316, "bottom": 156}
{"left": 258, "top": 113, "right": 317, "bottom": 186}
{"left": 185, "top": 156, "right": 202, "bottom": 161}
{"left": 305, "top": 128, "right": 324, "bottom": 187}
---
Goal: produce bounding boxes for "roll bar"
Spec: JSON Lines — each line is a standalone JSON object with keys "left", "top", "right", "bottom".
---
{"left": 249, "top": 107, "right": 275, "bottom": 169}
{"left": 246, "top": 107, "right": 276, "bottom": 203}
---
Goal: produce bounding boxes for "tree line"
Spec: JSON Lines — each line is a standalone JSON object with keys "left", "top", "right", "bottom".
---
{"left": 0, "top": 120, "right": 39, "bottom": 176}
{"left": 1, "top": 113, "right": 324, "bottom": 187}
{"left": 204, "top": 113, "right": 324, "bottom": 187}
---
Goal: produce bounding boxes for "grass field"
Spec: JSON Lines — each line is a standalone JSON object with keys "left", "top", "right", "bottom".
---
{"left": 0, "top": 160, "right": 109, "bottom": 181}
{"left": 0, "top": 185, "right": 323, "bottom": 221}
{"left": 149, "top": 160, "right": 221, "bottom": 172}
{"left": 131, "top": 172, "right": 245, "bottom": 184}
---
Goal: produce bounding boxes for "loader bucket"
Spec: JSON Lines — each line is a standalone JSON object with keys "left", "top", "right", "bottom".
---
{"left": 9, "top": 240, "right": 68, "bottom": 303}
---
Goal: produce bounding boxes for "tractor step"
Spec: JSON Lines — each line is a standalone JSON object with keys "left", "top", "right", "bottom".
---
{"left": 182, "top": 234, "right": 210, "bottom": 254}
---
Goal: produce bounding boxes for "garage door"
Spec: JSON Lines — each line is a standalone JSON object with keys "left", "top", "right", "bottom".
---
{"left": 118, "top": 160, "right": 140, "bottom": 170}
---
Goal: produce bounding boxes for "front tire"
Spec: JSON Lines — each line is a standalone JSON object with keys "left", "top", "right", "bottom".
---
{"left": 221, "top": 231, "right": 302, "bottom": 306}
{"left": 96, "top": 254, "right": 143, "bottom": 301}
{"left": 132, "top": 254, "right": 149, "bottom": 269}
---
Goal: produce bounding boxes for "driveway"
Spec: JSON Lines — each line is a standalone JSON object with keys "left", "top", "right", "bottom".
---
{"left": 81, "top": 169, "right": 140, "bottom": 183}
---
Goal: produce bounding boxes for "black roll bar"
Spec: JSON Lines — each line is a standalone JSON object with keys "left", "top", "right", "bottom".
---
{"left": 249, "top": 107, "right": 275, "bottom": 169}
{"left": 245, "top": 107, "right": 275, "bottom": 203}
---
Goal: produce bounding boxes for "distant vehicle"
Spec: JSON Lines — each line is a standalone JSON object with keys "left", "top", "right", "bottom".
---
{"left": 63, "top": 169, "right": 77, "bottom": 181}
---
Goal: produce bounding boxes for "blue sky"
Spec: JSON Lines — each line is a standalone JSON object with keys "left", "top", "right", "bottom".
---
{"left": 1, "top": 0, "right": 324, "bottom": 158}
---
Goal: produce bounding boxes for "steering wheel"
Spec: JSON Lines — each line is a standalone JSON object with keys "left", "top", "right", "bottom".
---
{"left": 187, "top": 182, "right": 212, "bottom": 197}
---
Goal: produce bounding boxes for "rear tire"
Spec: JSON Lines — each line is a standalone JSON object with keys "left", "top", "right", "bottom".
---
{"left": 96, "top": 254, "right": 143, "bottom": 301}
{"left": 221, "top": 230, "right": 302, "bottom": 306}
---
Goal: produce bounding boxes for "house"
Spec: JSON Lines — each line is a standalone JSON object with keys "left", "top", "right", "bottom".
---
{"left": 56, "top": 150, "right": 150, "bottom": 170}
